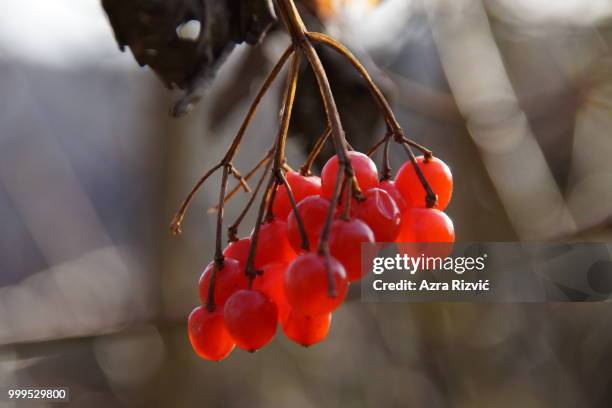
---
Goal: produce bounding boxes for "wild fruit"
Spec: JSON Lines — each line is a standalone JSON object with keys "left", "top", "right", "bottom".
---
{"left": 188, "top": 306, "right": 235, "bottom": 361}
{"left": 223, "top": 289, "right": 278, "bottom": 352}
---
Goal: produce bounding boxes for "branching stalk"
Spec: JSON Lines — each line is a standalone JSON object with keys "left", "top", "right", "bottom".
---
{"left": 244, "top": 51, "right": 302, "bottom": 284}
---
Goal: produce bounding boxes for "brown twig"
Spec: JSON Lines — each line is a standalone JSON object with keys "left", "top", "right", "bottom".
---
{"left": 205, "top": 164, "right": 230, "bottom": 312}
{"left": 245, "top": 51, "right": 302, "bottom": 285}
{"left": 227, "top": 155, "right": 274, "bottom": 242}
{"left": 208, "top": 148, "right": 273, "bottom": 213}
{"left": 300, "top": 126, "right": 331, "bottom": 176}
{"left": 278, "top": 170, "right": 310, "bottom": 251}
{"left": 169, "top": 44, "right": 294, "bottom": 234}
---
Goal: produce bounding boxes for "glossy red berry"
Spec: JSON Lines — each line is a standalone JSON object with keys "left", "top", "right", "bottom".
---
{"left": 287, "top": 195, "right": 330, "bottom": 252}
{"left": 395, "top": 156, "right": 453, "bottom": 210}
{"left": 223, "top": 237, "right": 251, "bottom": 269}
{"left": 398, "top": 208, "right": 455, "bottom": 242}
{"left": 252, "top": 219, "right": 296, "bottom": 268}
{"left": 321, "top": 151, "right": 378, "bottom": 199}
{"left": 199, "top": 258, "right": 246, "bottom": 306}
{"left": 329, "top": 219, "right": 375, "bottom": 281}
{"left": 397, "top": 208, "right": 455, "bottom": 259}
{"left": 285, "top": 253, "right": 348, "bottom": 315}
{"left": 272, "top": 171, "right": 322, "bottom": 219}
{"left": 223, "top": 289, "right": 278, "bottom": 351}
{"left": 188, "top": 306, "right": 235, "bottom": 361}
{"left": 378, "top": 180, "right": 407, "bottom": 213}
{"left": 282, "top": 311, "right": 332, "bottom": 347}
{"left": 253, "top": 263, "right": 291, "bottom": 323}
{"left": 352, "top": 188, "right": 401, "bottom": 242}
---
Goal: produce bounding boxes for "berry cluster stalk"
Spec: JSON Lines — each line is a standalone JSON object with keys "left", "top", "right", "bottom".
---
{"left": 171, "top": 0, "right": 441, "bottom": 308}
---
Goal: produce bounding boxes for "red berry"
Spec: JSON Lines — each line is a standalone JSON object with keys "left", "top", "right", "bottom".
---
{"left": 252, "top": 219, "right": 296, "bottom": 268}
{"left": 395, "top": 156, "right": 453, "bottom": 210}
{"left": 272, "top": 171, "right": 322, "bottom": 219}
{"left": 321, "top": 151, "right": 378, "bottom": 199}
{"left": 329, "top": 219, "right": 375, "bottom": 281}
{"left": 253, "top": 263, "right": 291, "bottom": 323}
{"left": 287, "top": 195, "right": 330, "bottom": 252}
{"left": 378, "top": 180, "right": 407, "bottom": 213}
{"left": 352, "top": 188, "right": 401, "bottom": 242}
{"left": 398, "top": 208, "right": 455, "bottom": 242}
{"left": 199, "top": 258, "right": 246, "bottom": 306}
{"left": 188, "top": 306, "right": 235, "bottom": 361}
{"left": 223, "top": 237, "right": 251, "bottom": 269}
{"left": 282, "top": 311, "right": 332, "bottom": 347}
{"left": 223, "top": 289, "right": 278, "bottom": 351}
{"left": 397, "top": 208, "right": 455, "bottom": 259}
{"left": 285, "top": 253, "right": 348, "bottom": 315}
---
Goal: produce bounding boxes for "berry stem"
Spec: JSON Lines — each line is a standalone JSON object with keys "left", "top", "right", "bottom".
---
{"left": 170, "top": 163, "right": 223, "bottom": 235}
{"left": 307, "top": 31, "right": 400, "bottom": 135}
{"left": 245, "top": 51, "right": 302, "bottom": 284}
{"left": 276, "top": 0, "right": 363, "bottom": 298}
{"left": 367, "top": 133, "right": 432, "bottom": 157}
{"left": 278, "top": 170, "right": 310, "bottom": 251}
{"left": 366, "top": 136, "right": 387, "bottom": 157}
{"left": 215, "top": 165, "right": 230, "bottom": 264}
{"left": 228, "top": 164, "right": 251, "bottom": 193}
{"left": 209, "top": 148, "right": 273, "bottom": 213}
{"left": 206, "top": 163, "right": 231, "bottom": 312}
{"left": 170, "top": 45, "right": 294, "bottom": 234}
{"left": 299, "top": 126, "right": 331, "bottom": 176}
{"left": 381, "top": 134, "right": 392, "bottom": 181}
{"left": 227, "top": 155, "right": 274, "bottom": 242}
{"left": 400, "top": 140, "right": 438, "bottom": 208}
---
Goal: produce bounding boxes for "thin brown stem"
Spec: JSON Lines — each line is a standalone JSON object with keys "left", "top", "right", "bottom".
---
{"left": 169, "top": 45, "right": 294, "bottom": 234}
{"left": 228, "top": 165, "right": 251, "bottom": 193}
{"left": 367, "top": 135, "right": 387, "bottom": 157}
{"left": 206, "top": 163, "right": 230, "bottom": 312}
{"left": 220, "top": 45, "right": 295, "bottom": 163}
{"left": 381, "top": 135, "right": 392, "bottom": 181}
{"left": 278, "top": 170, "right": 310, "bottom": 250}
{"left": 170, "top": 163, "right": 222, "bottom": 235}
{"left": 227, "top": 156, "right": 274, "bottom": 242}
{"left": 307, "top": 31, "right": 400, "bottom": 133}
{"left": 308, "top": 31, "right": 435, "bottom": 162}
{"left": 245, "top": 51, "right": 302, "bottom": 284}
{"left": 300, "top": 126, "right": 331, "bottom": 176}
{"left": 277, "top": 0, "right": 362, "bottom": 298}
{"left": 209, "top": 148, "right": 273, "bottom": 213}
{"left": 397, "top": 135, "right": 433, "bottom": 160}
{"left": 400, "top": 141, "right": 437, "bottom": 208}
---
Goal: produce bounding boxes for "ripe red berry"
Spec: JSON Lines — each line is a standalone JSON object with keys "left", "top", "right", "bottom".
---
{"left": 321, "top": 151, "right": 378, "bottom": 199}
{"left": 285, "top": 253, "right": 348, "bottom": 315}
{"left": 272, "top": 171, "right": 322, "bottom": 219}
{"left": 398, "top": 208, "right": 455, "bottom": 242}
{"left": 329, "top": 219, "right": 375, "bottom": 281}
{"left": 188, "top": 306, "right": 235, "bottom": 361}
{"left": 286, "top": 195, "right": 330, "bottom": 252}
{"left": 253, "top": 263, "right": 291, "bottom": 323}
{"left": 397, "top": 208, "right": 455, "bottom": 259}
{"left": 282, "top": 311, "right": 332, "bottom": 347}
{"left": 252, "top": 219, "right": 296, "bottom": 268}
{"left": 223, "top": 289, "right": 278, "bottom": 352}
{"left": 223, "top": 237, "right": 251, "bottom": 269}
{"left": 378, "top": 180, "right": 407, "bottom": 213}
{"left": 395, "top": 156, "right": 453, "bottom": 210}
{"left": 199, "top": 258, "right": 246, "bottom": 306}
{"left": 352, "top": 188, "right": 401, "bottom": 242}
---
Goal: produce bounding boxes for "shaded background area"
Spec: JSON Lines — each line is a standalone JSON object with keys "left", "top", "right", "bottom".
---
{"left": 1, "top": 0, "right": 612, "bottom": 406}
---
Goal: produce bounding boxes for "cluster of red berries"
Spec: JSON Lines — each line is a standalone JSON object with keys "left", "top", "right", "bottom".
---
{"left": 188, "top": 151, "right": 454, "bottom": 361}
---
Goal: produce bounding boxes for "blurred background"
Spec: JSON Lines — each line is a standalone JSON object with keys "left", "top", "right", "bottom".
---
{"left": 1, "top": 0, "right": 612, "bottom": 406}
